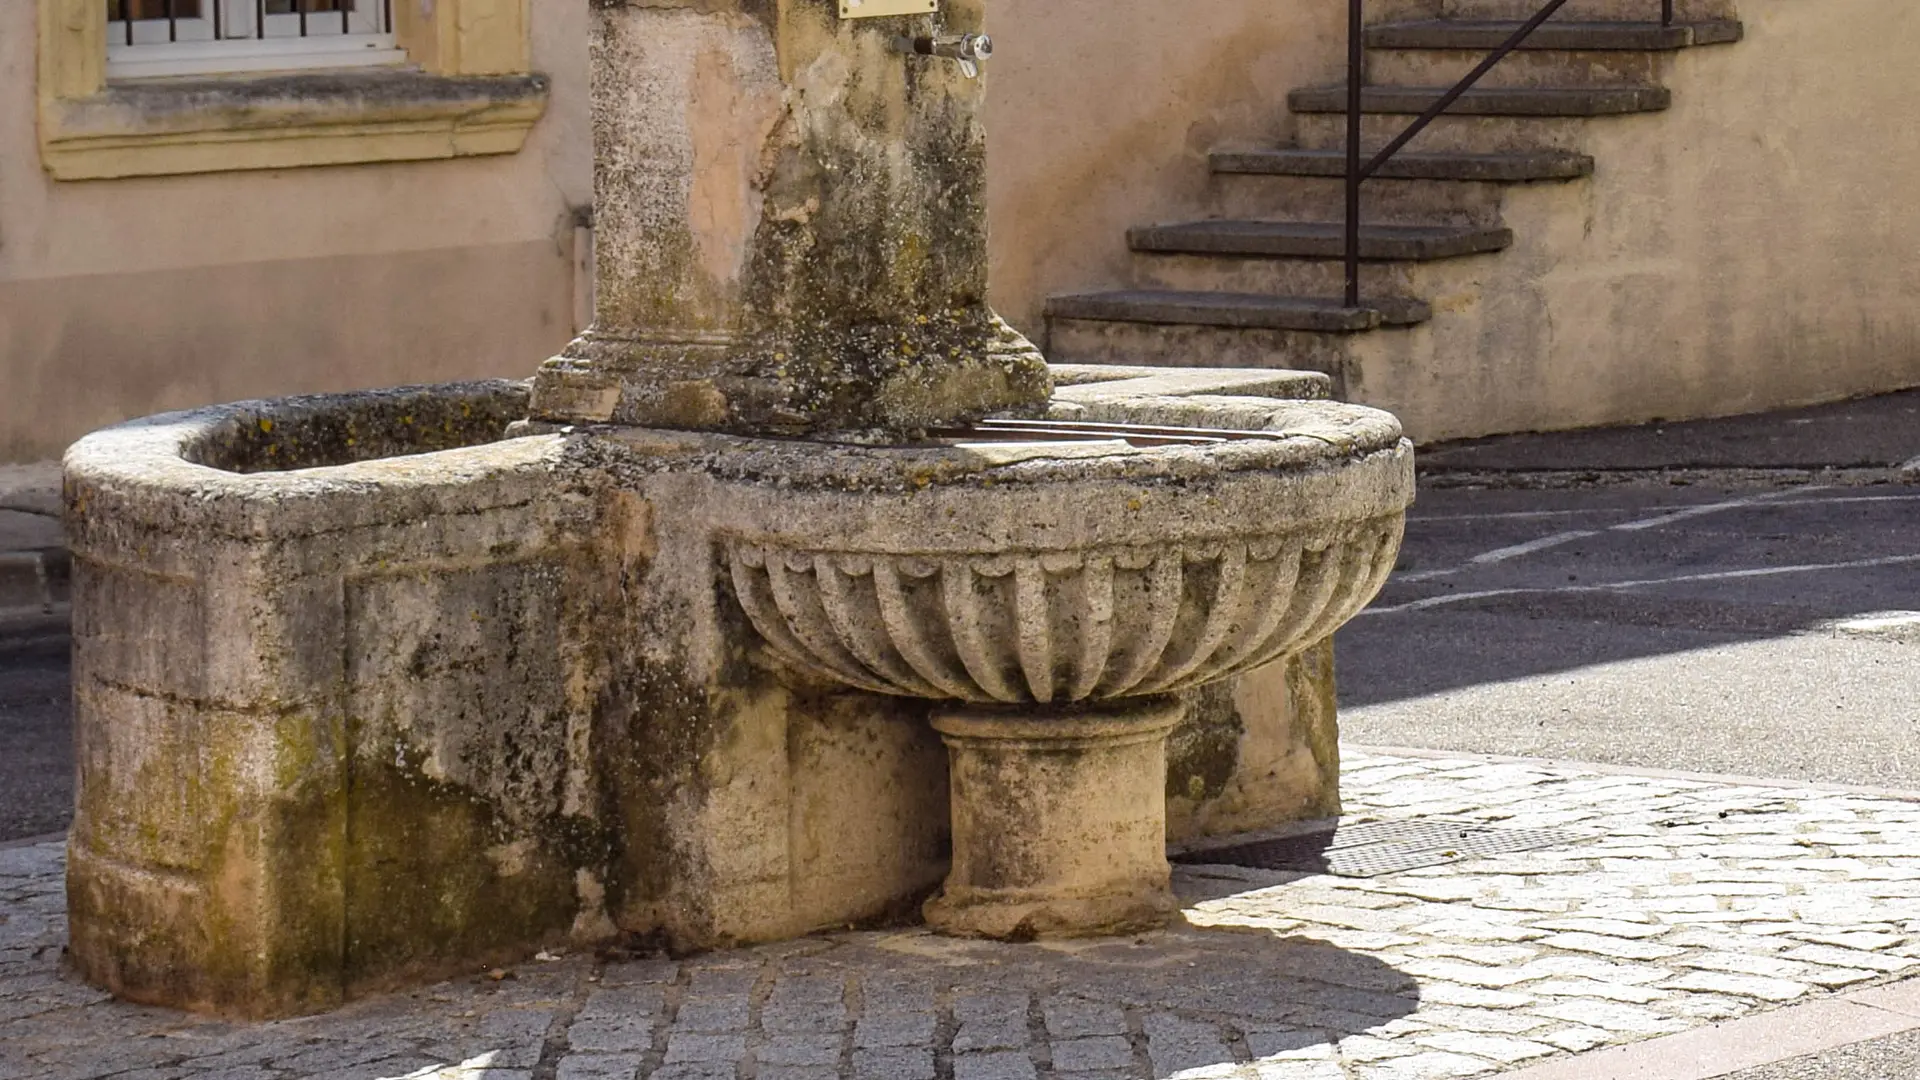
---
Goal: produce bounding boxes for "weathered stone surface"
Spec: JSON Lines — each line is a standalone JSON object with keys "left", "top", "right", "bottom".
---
{"left": 528, "top": 0, "right": 1050, "bottom": 437}
{"left": 63, "top": 366, "right": 1405, "bottom": 1015}
{"left": 925, "top": 701, "right": 1185, "bottom": 939}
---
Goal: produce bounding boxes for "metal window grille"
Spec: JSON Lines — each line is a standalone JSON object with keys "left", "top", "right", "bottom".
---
{"left": 107, "top": 0, "right": 401, "bottom": 79}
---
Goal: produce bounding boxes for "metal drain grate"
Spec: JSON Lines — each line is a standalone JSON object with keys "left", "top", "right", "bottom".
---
{"left": 1173, "top": 818, "right": 1584, "bottom": 878}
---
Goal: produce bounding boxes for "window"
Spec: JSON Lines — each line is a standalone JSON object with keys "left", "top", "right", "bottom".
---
{"left": 106, "top": 1, "right": 405, "bottom": 79}
{"left": 39, "top": 0, "right": 546, "bottom": 180}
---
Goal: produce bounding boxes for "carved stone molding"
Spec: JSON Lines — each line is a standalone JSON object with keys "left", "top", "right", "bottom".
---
{"left": 726, "top": 515, "right": 1402, "bottom": 704}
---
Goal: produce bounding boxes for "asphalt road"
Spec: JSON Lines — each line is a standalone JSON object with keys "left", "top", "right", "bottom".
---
{"left": 1338, "top": 478, "right": 1920, "bottom": 787}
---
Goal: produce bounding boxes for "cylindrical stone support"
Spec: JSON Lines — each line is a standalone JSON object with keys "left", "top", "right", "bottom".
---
{"left": 924, "top": 698, "right": 1186, "bottom": 939}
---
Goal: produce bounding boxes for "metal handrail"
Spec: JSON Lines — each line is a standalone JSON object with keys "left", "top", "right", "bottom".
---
{"left": 1343, "top": 0, "right": 1677, "bottom": 308}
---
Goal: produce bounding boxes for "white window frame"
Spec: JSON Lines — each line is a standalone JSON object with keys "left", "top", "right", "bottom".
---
{"left": 106, "top": 1, "right": 406, "bottom": 80}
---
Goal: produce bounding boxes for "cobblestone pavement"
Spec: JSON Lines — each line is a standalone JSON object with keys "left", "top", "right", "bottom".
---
{"left": 6, "top": 750, "right": 1920, "bottom": 1080}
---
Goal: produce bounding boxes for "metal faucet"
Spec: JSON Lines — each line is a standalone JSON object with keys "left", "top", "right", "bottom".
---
{"left": 894, "top": 33, "right": 993, "bottom": 78}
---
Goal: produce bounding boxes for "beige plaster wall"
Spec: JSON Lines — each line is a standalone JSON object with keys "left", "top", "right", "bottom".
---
{"left": 0, "top": 2, "right": 592, "bottom": 463}
{"left": 1338, "top": 0, "right": 1920, "bottom": 440}
{"left": 988, "top": 0, "right": 1920, "bottom": 440}
{"left": 984, "top": 0, "right": 1349, "bottom": 338}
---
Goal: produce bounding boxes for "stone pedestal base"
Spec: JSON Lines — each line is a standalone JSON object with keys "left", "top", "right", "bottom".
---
{"left": 924, "top": 699, "right": 1186, "bottom": 939}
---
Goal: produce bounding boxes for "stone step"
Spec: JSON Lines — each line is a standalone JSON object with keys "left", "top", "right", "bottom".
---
{"left": 1209, "top": 172, "right": 1508, "bottom": 230}
{"left": 1043, "top": 289, "right": 1438, "bottom": 335}
{"left": 1214, "top": 147, "right": 1594, "bottom": 182}
{"left": 1366, "top": 19, "right": 1744, "bottom": 51}
{"left": 1437, "top": 0, "right": 1736, "bottom": 22}
{"left": 1288, "top": 83, "right": 1671, "bottom": 116}
{"left": 1130, "top": 220, "right": 1514, "bottom": 262}
{"left": 1044, "top": 319, "right": 1359, "bottom": 393}
{"left": 1130, "top": 251, "right": 1444, "bottom": 303}
{"left": 1292, "top": 112, "right": 1593, "bottom": 155}
{"left": 1046, "top": 289, "right": 1432, "bottom": 332}
{"left": 1366, "top": 46, "right": 1666, "bottom": 89}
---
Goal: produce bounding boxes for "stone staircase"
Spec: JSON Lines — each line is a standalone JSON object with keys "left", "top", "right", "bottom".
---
{"left": 1043, "top": 0, "right": 1746, "bottom": 428}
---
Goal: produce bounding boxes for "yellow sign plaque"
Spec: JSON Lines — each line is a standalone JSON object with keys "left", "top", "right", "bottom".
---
{"left": 839, "top": 0, "right": 938, "bottom": 18}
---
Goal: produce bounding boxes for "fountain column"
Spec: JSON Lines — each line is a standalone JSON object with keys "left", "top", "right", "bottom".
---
{"left": 926, "top": 700, "right": 1187, "bottom": 938}
{"left": 528, "top": 0, "right": 1050, "bottom": 437}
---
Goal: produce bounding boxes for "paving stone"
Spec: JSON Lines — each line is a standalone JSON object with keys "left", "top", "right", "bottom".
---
{"left": 1513, "top": 956, "right": 1673, "bottom": 984}
{"left": 1332, "top": 1035, "right": 1416, "bottom": 1063}
{"left": 555, "top": 1053, "right": 643, "bottom": 1080}
{"left": 685, "top": 968, "right": 759, "bottom": 997}
{"left": 1406, "top": 921, "right": 1548, "bottom": 943}
{"left": 853, "top": 1010, "right": 936, "bottom": 1048}
{"left": 1531, "top": 917, "right": 1668, "bottom": 939}
{"left": 1536, "top": 932, "right": 1684, "bottom": 961}
{"left": 1142, "top": 1013, "right": 1235, "bottom": 1075}
{"left": 1414, "top": 1031, "right": 1553, "bottom": 1063}
{"left": 1792, "top": 931, "right": 1909, "bottom": 950}
{"left": 1041, "top": 998, "right": 1128, "bottom": 1039}
{"left": 567, "top": 1015, "right": 656, "bottom": 1053}
{"left": 762, "top": 1001, "right": 848, "bottom": 1034}
{"left": 1413, "top": 983, "right": 1534, "bottom": 1009}
{"left": 1402, "top": 943, "right": 1539, "bottom": 966}
{"left": 1402, "top": 1006, "right": 1552, "bottom": 1035}
{"left": 268, "top": 1040, "right": 418, "bottom": 1073}
{"left": 1785, "top": 943, "right": 1920, "bottom": 973}
{"left": 758, "top": 1067, "right": 839, "bottom": 1080}
{"left": 1801, "top": 967, "right": 1881, "bottom": 988}
{"left": 1246, "top": 1029, "right": 1334, "bottom": 1059}
{"left": 673, "top": 997, "right": 751, "bottom": 1033}
{"left": 951, "top": 1017, "right": 1029, "bottom": 1053}
{"left": 1661, "top": 971, "right": 1812, "bottom": 1002}
{"left": 663, "top": 1032, "right": 747, "bottom": 1064}
{"left": 579, "top": 987, "right": 666, "bottom": 1017}
{"left": 1393, "top": 960, "right": 1534, "bottom": 989}
{"left": 1048, "top": 1035, "right": 1133, "bottom": 1071}
{"left": 1251, "top": 1059, "right": 1346, "bottom": 1080}
{"left": 1525, "top": 978, "right": 1669, "bottom": 1004}
{"left": 649, "top": 1065, "right": 736, "bottom": 1080}
{"left": 1353, "top": 1050, "right": 1495, "bottom": 1079}
{"left": 955, "top": 993, "right": 1029, "bottom": 1023}
{"left": 596, "top": 959, "right": 679, "bottom": 987}
{"left": 952, "top": 1050, "right": 1038, "bottom": 1080}
{"left": 1651, "top": 992, "right": 1752, "bottom": 1020}
{"left": 755, "top": 1035, "right": 842, "bottom": 1066}
{"left": 852, "top": 1047, "right": 934, "bottom": 1080}
{"left": 1537, "top": 1026, "right": 1614, "bottom": 1052}
{"left": 335, "top": 1056, "right": 453, "bottom": 1079}
{"left": 1290, "top": 929, "right": 1420, "bottom": 951}
{"left": 1528, "top": 1000, "right": 1689, "bottom": 1035}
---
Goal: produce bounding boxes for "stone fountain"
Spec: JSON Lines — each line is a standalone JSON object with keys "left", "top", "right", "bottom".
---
{"left": 61, "top": 0, "right": 1411, "bottom": 1018}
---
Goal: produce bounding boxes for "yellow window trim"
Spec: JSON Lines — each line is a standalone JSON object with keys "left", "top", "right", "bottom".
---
{"left": 37, "top": 0, "right": 545, "bottom": 181}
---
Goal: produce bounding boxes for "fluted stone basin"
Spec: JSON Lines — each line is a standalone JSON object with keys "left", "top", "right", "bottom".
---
{"left": 713, "top": 389, "right": 1408, "bottom": 710}
{"left": 691, "top": 380, "right": 1413, "bottom": 938}
{"left": 727, "top": 520, "right": 1398, "bottom": 706}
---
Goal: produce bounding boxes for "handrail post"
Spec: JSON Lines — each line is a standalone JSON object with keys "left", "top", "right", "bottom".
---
{"left": 1345, "top": 0, "right": 1364, "bottom": 308}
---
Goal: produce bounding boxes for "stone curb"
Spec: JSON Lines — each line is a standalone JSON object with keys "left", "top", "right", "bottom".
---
{"left": 1501, "top": 976, "right": 1920, "bottom": 1080}
{"left": 0, "top": 832, "right": 65, "bottom": 851}
{"left": 1350, "top": 743, "right": 1920, "bottom": 803}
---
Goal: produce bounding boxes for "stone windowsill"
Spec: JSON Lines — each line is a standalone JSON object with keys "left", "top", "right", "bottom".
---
{"left": 39, "top": 69, "right": 550, "bottom": 181}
